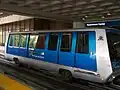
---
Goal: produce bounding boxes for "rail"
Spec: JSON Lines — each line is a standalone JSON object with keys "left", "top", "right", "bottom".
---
{"left": 0, "top": 57, "right": 120, "bottom": 90}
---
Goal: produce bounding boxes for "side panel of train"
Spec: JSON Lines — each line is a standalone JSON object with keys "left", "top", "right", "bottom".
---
{"left": 5, "top": 29, "right": 114, "bottom": 83}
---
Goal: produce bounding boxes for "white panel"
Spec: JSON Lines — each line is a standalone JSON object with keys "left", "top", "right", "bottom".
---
{"left": 96, "top": 30, "right": 113, "bottom": 80}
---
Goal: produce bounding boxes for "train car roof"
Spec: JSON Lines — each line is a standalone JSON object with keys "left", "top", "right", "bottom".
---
{"left": 8, "top": 27, "right": 120, "bottom": 34}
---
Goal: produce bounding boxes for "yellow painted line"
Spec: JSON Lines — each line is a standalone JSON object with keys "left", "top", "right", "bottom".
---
{"left": 0, "top": 74, "right": 32, "bottom": 90}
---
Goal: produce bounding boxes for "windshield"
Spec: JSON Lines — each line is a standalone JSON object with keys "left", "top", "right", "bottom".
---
{"left": 106, "top": 32, "right": 120, "bottom": 70}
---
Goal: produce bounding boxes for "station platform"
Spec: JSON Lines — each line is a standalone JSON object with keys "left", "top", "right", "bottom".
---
{"left": 0, "top": 74, "right": 32, "bottom": 90}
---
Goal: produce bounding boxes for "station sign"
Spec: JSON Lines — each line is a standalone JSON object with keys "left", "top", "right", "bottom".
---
{"left": 86, "top": 22, "right": 105, "bottom": 27}
{"left": 85, "top": 20, "right": 120, "bottom": 27}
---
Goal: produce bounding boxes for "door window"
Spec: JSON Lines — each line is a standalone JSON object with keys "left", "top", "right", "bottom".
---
{"left": 9, "top": 34, "right": 14, "bottom": 46}
{"left": 36, "top": 34, "right": 46, "bottom": 49}
{"left": 29, "top": 34, "right": 46, "bottom": 49}
{"left": 60, "top": 33, "right": 72, "bottom": 52}
{"left": 8, "top": 34, "right": 19, "bottom": 47}
{"left": 48, "top": 33, "right": 58, "bottom": 50}
{"left": 20, "top": 35, "right": 27, "bottom": 48}
{"left": 76, "top": 32, "right": 89, "bottom": 53}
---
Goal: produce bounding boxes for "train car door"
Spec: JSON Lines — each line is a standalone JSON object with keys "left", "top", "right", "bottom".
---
{"left": 58, "top": 32, "right": 76, "bottom": 67}
{"left": 18, "top": 34, "right": 28, "bottom": 57}
{"left": 45, "top": 33, "right": 59, "bottom": 63}
{"left": 28, "top": 33, "right": 46, "bottom": 61}
{"left": 7, "top": 34, "right": 20, "bottom": 55}
{"left": 75, "top": 31, "right": 97, "bottom": 71}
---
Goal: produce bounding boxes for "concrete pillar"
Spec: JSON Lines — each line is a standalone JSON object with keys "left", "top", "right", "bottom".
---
{"left": 73, "top": 22, "right": 85, "bottom": 28}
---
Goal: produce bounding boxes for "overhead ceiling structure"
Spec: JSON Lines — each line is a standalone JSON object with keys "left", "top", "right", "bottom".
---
{"left": 0, "top": 11, "right": 13, "bottom": 18}
{"left": 0, "top": 0, "right": 120, "bottom": 22}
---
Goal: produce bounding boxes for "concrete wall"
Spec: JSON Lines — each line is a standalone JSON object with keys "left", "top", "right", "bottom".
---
{"left": 73, "top": 22, "right": 85, "bottom": 28}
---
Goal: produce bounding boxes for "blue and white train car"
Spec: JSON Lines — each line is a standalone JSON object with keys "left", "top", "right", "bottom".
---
{"left": 4, "top": 28, "right": 120, "bottom": 83}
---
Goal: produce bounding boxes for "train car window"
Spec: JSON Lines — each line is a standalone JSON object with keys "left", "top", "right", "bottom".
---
{"left": 13, "top": 35, "right": 20, "bottom": 47}
{"left": 48, "top": 33, "right": 58, "bottom": 50}
{"left": 20, "top": 35, "right": 27, "bottom": 48}
{"left": 76, "top": 32, "right": 89, "bottom": 53}
{"left": 36, "top": 34, "right": 46, "bottom": 49}
{"left": 9, "top": 34, "right": 14, "bottom": 46}
{"left": 29, "top": 35, "right": 38, "bottom": 49}
{"left": 60, "top": 33, "right": 72, "bottom": 52}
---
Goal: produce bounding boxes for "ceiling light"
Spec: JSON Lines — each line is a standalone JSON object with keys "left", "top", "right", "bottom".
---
{"left": 0, "top": 12, "right": 3, "bottom": 15}
{"left": 82, "top": 17, "right": 85, "bottom": 20}
{"left": 85, "top": 15, "right": 88, "bottom": 18}
{"left": 101, "top": 16, "right": 105, "bottom": 18}
{"left": 107, "top": 13, "right": 111, "bottom": 15}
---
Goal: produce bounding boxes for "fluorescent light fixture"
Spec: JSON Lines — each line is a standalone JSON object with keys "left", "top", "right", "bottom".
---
{"left": 78, "top": 14, "right": 86, "bottom": 16}
{"left": 94, "top": 8, "right": 104, "bottom": 11}
{"left": 52, "top": 7, "right": 60, "bottom": 10}
{"left": 63, "top": 4, "right": 73, "bottom": 8}
{"left": 86, "top": 5, "right": 96, "bottom": 9}
{"left": 71, "top": 12, "right": 78, "bottom": 15}
{"left": 40, "top": 4, "right": 48, "bottom": 7}
{"left": 108, "top": 6, "right": 119, "bottom": 10}
{"left": 91, "top": 0, "right": 102, "bottom": 3}
{"left": 101, "top": 11, "right": 109, "bottom": 14}
{"left": 100, "top": 2, "right": 113, "bottom": 7}
{"left": 51, "top": 1, "right": 60, "bottom": 4}
{"left": 82, "top": 10, "right": 91, "bottom": 13}
{"left": 61, "top": 9, "right": 70, "bottom": 13}
{"left": 73, "top": 8, "right": 82, "bottom": 11}
{"left": 76, "top": 1, "right": 87, "bottom": 5}
{"left": 64, "top": 0, "right": 72, "bottom": 2}
{"left": 89, "top": 13, "right": 97, "bottom": 15}
{"left": 114, "top": 9, "right": 120, "bottom": 12}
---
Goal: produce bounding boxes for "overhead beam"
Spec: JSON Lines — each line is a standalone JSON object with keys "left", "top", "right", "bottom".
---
{"left": 0, "top": 3, "right": 74, "bottom": 22}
